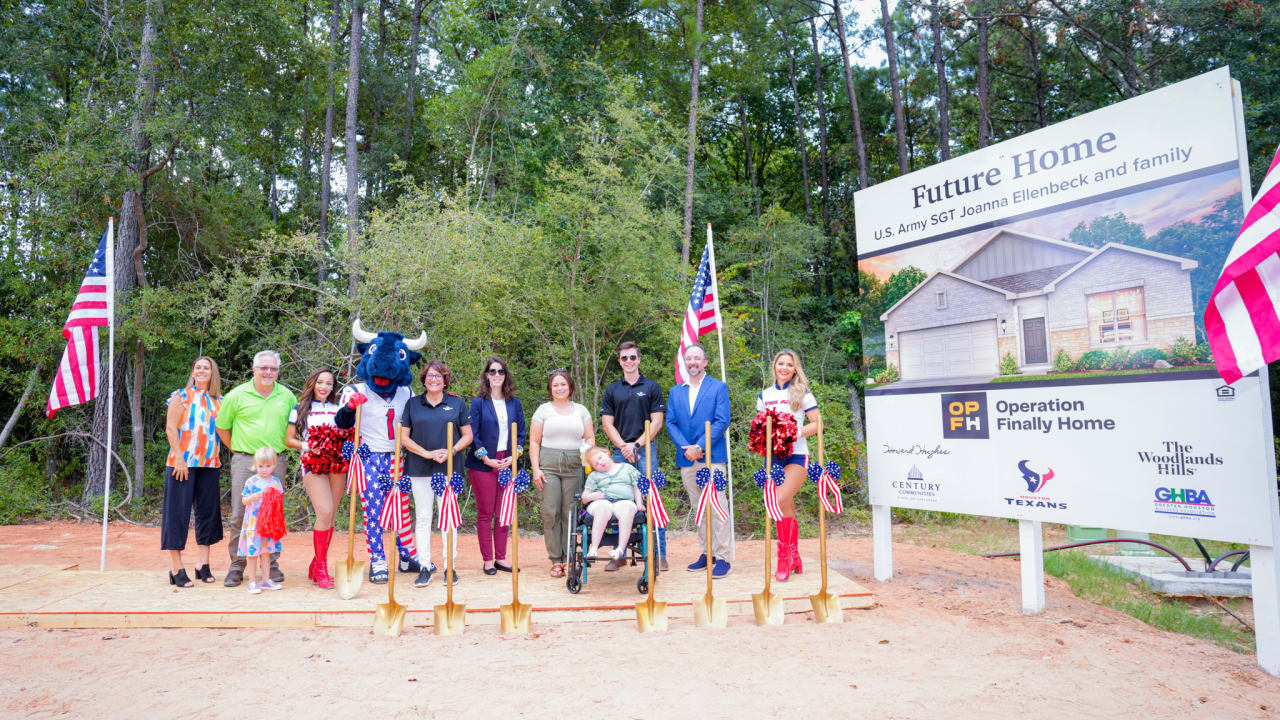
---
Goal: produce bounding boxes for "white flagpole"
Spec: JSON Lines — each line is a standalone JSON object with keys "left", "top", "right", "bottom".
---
{"left": 99, "top": 217, "right": 115, "bottom": 572}
{"left": 706, "top": 223, "right": 735, "bottom": 561}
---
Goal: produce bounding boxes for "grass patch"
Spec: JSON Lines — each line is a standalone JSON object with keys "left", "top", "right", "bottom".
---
{"left": 990, "top": 366, "right": 1214, "bottom": 383}
{"left": 1043, "top": 550, "right": 1255, "bottom": 654}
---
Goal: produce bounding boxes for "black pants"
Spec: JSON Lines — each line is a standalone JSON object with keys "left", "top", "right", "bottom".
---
{"left": 161, "top": 466, "right": 225, "bottom": 551}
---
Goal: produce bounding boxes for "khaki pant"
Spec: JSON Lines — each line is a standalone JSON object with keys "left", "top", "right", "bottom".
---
{"left": 228, "top": 452, "right": 285, "bottom": 574}
{"left": 538, "top": 447, "right": 584, "bottom": 563}
{"left": 681, "top": 461, "right": 732, "bottom": 560}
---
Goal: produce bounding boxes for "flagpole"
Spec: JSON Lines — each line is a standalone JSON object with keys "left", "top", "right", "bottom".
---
{"left": 706, "top": 223, "right": 735, "bottom": 561}
{"left": 99, "top": 217, "right": 115, "bottom": 572}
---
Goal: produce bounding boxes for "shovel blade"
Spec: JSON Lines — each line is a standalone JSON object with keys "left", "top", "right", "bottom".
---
{"left": 433, "top": 601, "right": 467, "bottom": 635}
{"left": 500, "top": 601, "right": 532, "bottom": 634}
{"left": 752, "top": 591, "right": 785, "bottom": 626}
{"left": 634, "top": 600, "right": 669, "bottom": 633}
{"left": 692, "top": 594, "right": 728, "bottom": 629}
{"left": 334, "top": 557, "right": 366, "bottom": 600}
{"left": 809, "top": 591, "right": 843, "bottom": 624}
{"left": 373, "top": 602, "right": 407, "bottom": 636}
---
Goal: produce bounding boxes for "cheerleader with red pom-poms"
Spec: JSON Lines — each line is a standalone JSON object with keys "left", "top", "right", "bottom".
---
{"left": 754, "top": 349, "right": 822, "bottom": 582}
{"left": 284, "top": 368, "right": 352, "bottom": 589}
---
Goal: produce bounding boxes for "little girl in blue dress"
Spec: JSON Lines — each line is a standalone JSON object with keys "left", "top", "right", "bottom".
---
{"left": 240, "top": 447, "right": 285, "bottom": 594}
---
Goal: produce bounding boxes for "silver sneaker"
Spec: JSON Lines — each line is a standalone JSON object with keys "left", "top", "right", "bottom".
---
{"left": 246, "top": 581, "right": 262, "bottom": 595}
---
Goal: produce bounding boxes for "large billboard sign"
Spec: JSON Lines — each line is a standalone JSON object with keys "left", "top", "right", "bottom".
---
{"left": 855, "top": 68, "right": 1274, "bottom": 545}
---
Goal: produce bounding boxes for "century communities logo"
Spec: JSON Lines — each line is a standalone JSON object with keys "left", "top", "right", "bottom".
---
{"left": 1003, "top": 460, "right": 1067, "bottom": 509}
{"left": 1137, "top": 441, "right": 1224, "bottom": 476}
{"left": 941, "top": 392, "right": 989, "bottom": 439}
{"left": 1153, "top": 486, "right": 1216, "bottom": 519}
{"left": 893, "top": 465, "right": 940, "bottom": 503}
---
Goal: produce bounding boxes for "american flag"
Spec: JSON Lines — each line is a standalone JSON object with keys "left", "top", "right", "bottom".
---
{"left": 762, "top": 478, "right": 783, "bottom": 521}
{"left": 1206, "top": 145, "right": 1280, "bottom": 383}
{"left": 646, "top": 484, "right": 670, "bottom": 529}
{"left": 498, "top": 482, "right": 517, "bottom": 527}
{"left": 47, "top": 223, "right": 113, "bottom": 418}
{"left": 674, "top": 230, "right": 722, "bottom": 384}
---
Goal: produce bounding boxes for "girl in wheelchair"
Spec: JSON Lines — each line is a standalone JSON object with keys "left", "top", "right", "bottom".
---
{"left": 581, "top": 446, "right": 643, "bottom": 572}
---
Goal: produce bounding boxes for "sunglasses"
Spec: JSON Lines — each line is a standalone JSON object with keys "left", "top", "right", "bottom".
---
{"left": 619, "top": 354, "right": 638, "bottom": 361}
{"left": 486, "top": 368, "right": 506, "bottom": 375}
{"left": 547, "top": 368, "right": 568, "bottom": 376}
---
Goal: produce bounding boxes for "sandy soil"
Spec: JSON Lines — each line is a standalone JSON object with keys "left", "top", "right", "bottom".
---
{"left": 1, "top": 522, "right": 1276, "bottom": 719}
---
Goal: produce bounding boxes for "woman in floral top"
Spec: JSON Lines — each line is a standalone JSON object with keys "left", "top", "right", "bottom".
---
{"left": 161, "top": 356, "right": 225, "bottom": 588}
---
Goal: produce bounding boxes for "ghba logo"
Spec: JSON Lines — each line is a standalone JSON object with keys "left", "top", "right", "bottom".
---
{"left": 1017, "top": 459, "right": 1054, "bottom": 494}
{"left": 1153, "top": 486, "right": 1215, "bottom": 519}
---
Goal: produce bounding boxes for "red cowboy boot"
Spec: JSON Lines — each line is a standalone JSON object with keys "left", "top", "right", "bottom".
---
{"left": 775, "top": 517, "right": 796, "bottom": 582}
{"left": 312, "top": 528, "right": 335, "bottom": 589}
{"left": 790, "top": 519, "right": 804, "bottom": 575}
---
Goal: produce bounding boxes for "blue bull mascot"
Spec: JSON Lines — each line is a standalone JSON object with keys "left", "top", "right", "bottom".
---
{"left": 335, "top": 319, "right": 427, "bottom": 583}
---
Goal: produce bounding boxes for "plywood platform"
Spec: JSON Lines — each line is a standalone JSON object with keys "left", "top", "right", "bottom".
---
{"left": 0, "top": 549, "right": 874, "bottom": 629}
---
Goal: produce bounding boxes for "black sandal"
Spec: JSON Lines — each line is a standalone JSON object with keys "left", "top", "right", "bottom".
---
{"left": 169, "top": 569, "right": 194, "bottom": 588}
{"left": 193, "top": 564, "right": 215, "bottom": 583}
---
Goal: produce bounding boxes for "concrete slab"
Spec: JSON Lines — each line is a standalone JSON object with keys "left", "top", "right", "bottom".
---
{"left": 1092, "top": 554, "right": 1253, "bottom": 597}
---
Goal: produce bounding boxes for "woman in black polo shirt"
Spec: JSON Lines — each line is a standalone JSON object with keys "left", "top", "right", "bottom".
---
{"left": 400, "top": 361, "right": 473, "bottom": 587}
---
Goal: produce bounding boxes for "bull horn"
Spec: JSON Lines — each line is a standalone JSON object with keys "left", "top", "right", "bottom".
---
{"left": 351, "top": 318, "right": 376, "bottom": 344}
{"left": 403, "top": 332, "right": 427, "bottom": 351}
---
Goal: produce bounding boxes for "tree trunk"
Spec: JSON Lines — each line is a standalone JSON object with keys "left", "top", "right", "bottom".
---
{"left": 130, "top": 340, "right": 145, "bottom": 499}
{"left": 402, "top": 0, "right": 424, "bottom": 159}
{"left": 931, "top": 2, "right": 950, "bottom": 160}
{"left": 880, "top": 0, "right": 908, "bottom": 174}
{"left": 0, "top": 365, "right": 40, "bottom": 452}
{"left": 345, "top": 0, "right": 363, "bottom": 301}
{"left": 784, "top": 39, "right": 812, "bottom": 224}
{"left": 977, "top": 16, "right": 991, "bottom": 148}
{"left": 1026, "top": 14, "right": 1047, "bottom": 128}
{"left": 829, "top": 0, "right": 868, "bottom": 188}
{"left": 809, "top": 15, "right": 831, "bottom": 237}
{"left": 739, "top": 96, "right": 760, "bottom": 217}
{"left": 681, "top": 0, "right": 704, "bottom": 266}
{"left": 318, "top": 0, "right": 340, "bottom": 287}
{"left": 846, "top": 356, "right": 869, "bottom": 493}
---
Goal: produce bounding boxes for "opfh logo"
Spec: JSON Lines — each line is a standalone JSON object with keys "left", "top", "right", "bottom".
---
{"left": 1017, "top": 460, "right": 1054, "bottom": 493}
{"left": 941, "top": 392, "right": 989, "bottom": 439}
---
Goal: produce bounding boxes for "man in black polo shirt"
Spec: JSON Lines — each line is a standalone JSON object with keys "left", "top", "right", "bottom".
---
{"left": 600, "top": 341, "right": 668, "bottom": 570}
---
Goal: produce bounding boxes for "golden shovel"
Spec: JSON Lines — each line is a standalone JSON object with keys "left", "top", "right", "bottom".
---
{"left": 373, "top": 429, "right": 408, "bottom": 636}
{"left": 692, "top": 420, "right": 728, "bottom": 629}
{"left": 335, "top": 405, "right": 366, "bottom": 600}
{"left": 752, "top": 415, "right": 784, "bottom": 626}
{"left": 500, "top": 422, "right": 532, "bottom": 634}
{"left": 809, "top": 426, "right": 843, "bottom": 623}
{"left": 635, "top": 421, "right": 668, "bottom": 632}
{"left": 434, "top": 422, "right": 467, "bottom": 635}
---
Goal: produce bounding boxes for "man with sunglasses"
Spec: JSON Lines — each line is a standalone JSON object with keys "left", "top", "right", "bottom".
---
{"left": 215, "top": 350, "right": 297, "bottom": 586}
{"left": 600, "top": 341, "right": 668, "bottom": 570}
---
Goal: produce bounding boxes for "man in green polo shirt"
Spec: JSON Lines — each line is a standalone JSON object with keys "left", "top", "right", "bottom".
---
{"left": 215, "top": 350, "right": 296, "bottom": 587}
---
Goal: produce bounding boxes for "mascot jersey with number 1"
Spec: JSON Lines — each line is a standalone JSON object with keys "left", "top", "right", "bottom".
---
{"left": 334, "top": 319, "right": 426, "bottom": 583}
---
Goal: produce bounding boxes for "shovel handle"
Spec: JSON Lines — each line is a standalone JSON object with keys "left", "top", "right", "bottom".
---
{"left": 817, "top": 424, "right": 828, "bottom": 596}
{"left": 346, "top": 405, "right": 363, "bottom": 559}
{"left": 510, "top": 421, "right": 520, "bottom": 604}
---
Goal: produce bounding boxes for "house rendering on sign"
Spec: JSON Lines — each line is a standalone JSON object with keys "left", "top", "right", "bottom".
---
{"left": 880, "top": 229, "right": 1198, "bottom": 381}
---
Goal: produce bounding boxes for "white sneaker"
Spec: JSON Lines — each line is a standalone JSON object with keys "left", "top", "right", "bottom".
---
{"left": 260, "top": 578, "right": 282, "bottom": 591}
{"left": 586, "top": 546, "right": 599, "bottom": 560}
{"left": 246, "top": 582, "right": 262, "bottom": 595}
{"left": 609, "top": 546, "right": 625, "bottom": 561}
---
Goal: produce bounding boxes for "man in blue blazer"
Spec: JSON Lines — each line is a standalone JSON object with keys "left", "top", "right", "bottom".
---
{"left": 665, "top": 342, "right": 732, "bottom": 578}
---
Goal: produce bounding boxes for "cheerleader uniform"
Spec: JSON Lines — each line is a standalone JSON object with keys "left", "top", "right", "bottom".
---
{"left": 756, "top": 382, "right": 818, "bottom": 466}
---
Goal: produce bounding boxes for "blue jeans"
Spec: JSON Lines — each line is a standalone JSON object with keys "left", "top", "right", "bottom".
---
{"left": 613, "top": 446, "right": 667, "bottom": 558}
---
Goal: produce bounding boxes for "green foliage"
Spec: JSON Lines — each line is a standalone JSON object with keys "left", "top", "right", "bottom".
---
{"left": 1169, "top": 337, "right": 1198, "bottom": 366}
{"left": 1076, "top": 350, "right": 1109, "bottom": 371}
{"left": 874, "top": 364, "right": 900, "bottom": 385}
{"left": 0, "top": 455, "right": 52, "bottom": 524}
{"left": 1053, "top": 348, "right": 1075, "bottom": 373}
{"left": 1194, "top": 342, "right": 1213, "bottom": 364}
{"left": 999, "top": 352, "right": 1020, "bottom": 375}
{"left": 1131, "top": 348, "right": 1169, "bottom": 368}
{"left": 1105, "top": 346, "right": 1133, "bottom": 371}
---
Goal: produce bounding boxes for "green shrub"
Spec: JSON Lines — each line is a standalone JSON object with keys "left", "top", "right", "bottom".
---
{"left": 999, "top": 352, "right": 1020, "bottom": 375}
{"left": 1131, "top": 347, "right": 1168, "bottom": 368}
{"left": 1194, "top": 342, "right": 1213, "bottom": 364}
{"left": 1169, "top": 337, "right": 1198, "bottom": 366}
{"left": 1053, "top": 348, "right": 1075, "bottom": 372}
{"left": 1106, "top": 346, "right": 1133, "bottom": 370}
{"left": 1077, "top": 350, "right": 1109, "bottom": 371}
{"left": 0, "top": 455, "right": 52, "bottom": 523}
{"left": 874, "top": 364, "right": 900, "bottom": 384}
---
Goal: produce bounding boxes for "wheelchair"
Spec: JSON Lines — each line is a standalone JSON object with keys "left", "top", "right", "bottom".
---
{"left": 565, "top": 493, "right": 658, "bottom": 595}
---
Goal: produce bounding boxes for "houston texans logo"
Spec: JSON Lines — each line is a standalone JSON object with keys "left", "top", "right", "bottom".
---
{"left": 1017, "top": 460, "right": 1054, "bottom": 494}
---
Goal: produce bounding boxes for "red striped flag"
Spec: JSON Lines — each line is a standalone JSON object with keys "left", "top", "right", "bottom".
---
{"left": 674, "top": 233, "right": 722, "bottom": 384}
{"left": 379, "top": 484, "right": 406, "bottom": 530}
{"left": 498, "top": 483, "right": 517, "bottom": 527}
{"left": 1206, "top": 145, "right": 1280, "bottom": 383}
{"left": 346, "top": 449, "right": 367, "bottom": 495}
{"left": 762, "top": 479, "right": 783, "bottom": 521}
{"left": 818, "top": 469, "right": 844, "bottom": 515}
{"left": 647, "top": 485, "right": 670, "bottom": 529}
{"left": 47, "top": 224, "right": 112, "bottom": 418}
{"left": 438, "top": 484, "right": 462, "bottom": 532}
{"left": 694, "top": 481, "right": 728, "bottom": 526}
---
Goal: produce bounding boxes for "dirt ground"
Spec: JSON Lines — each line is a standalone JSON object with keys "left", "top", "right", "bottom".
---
{"left": 1, "top": 521, "right": 1277, "bottom": 719}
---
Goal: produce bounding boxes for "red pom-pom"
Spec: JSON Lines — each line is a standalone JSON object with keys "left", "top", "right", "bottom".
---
{"left": 302, "top": 425, "right": 353, "bottom": 475}
{"left": 258, "top": 487, "right": 288, "bottom": 541}
{"left": 748, "top": 409, "right": 798, "bottom": 459}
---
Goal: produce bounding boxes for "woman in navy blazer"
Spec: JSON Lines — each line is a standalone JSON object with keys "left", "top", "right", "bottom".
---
{"left": 466, "top": 356, "right": 527, "bottom": 574}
